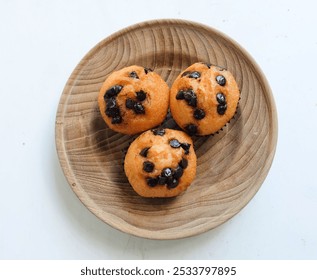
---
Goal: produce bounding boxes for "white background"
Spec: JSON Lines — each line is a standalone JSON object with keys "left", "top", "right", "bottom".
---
{"left": 0, "top": 0, "right": 316, "bottom": 259}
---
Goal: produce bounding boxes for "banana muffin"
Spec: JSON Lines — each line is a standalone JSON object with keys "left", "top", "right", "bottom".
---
{"left": 170, "top": 62, "right": 240, "bottom": 136}
{"left": 124, "top": 128, "right": 197, "bottom": 198}
{"left": 98, "top": 65, "right": 169, "bottom": 134}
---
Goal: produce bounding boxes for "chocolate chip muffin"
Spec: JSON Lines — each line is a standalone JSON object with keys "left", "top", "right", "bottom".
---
{"left": 170, "top": 62, "right": 240, "bottom": 136}
{"left": 98, "top": 65, "right": 169, "bottom": 135}
{"left": 124, "top": 128, "right": 197, "bottom": 198}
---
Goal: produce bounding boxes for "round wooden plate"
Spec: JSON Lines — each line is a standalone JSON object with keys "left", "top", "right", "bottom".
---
{"left": 55, "top": 19, "right": 277, "bottom": 240}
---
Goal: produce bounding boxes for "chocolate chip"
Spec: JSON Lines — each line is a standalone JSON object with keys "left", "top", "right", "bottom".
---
{"left": 180, "top": 143, "right": 191, "bottom": 155}
{"left": 188, "top": 71, "right": 201, "bottom": 79}
{"left": 161, "top": 168, "right": 173, "bottom": 178}
{"left": 193, "top": 108, "right": 205, "bottom": 120}
{"left": 146, "top": 177, "right": 158, "bottom": 187}
{"left": 169, "top": 139, "right": 181, "bottom": 148}
{"left": 167, "top": 178, "right": 179, "bottom": 189}
{"left": 187, "top": 97, "right": 197, "bottom": 107}
{"left": 183, "top": 90, "right": 194, "bottom": 100}
{"left": 129, "top": 71, "right": 139, "bottom": 79}
{"left": 158, "top": 176, "right": 167, "bottom": 185}
{"left": 105, "top": 96, "right": 122, "bottom": 123}
{"left": 181, "top": 71, "right": 201, "bottom": 79}
{"left": 143, "top": 161, "right": 154, "bottom": 173}
{"left": 177, "top": 89, "right": 197, "bottom": 106}
{"left": 183, "top": 90, "right": 197, "bottom": 107}
{"left": 105, "top": 85, "right": 123, "bottom": 98}
{"left": 111, "top": 115, "right": 122, "bottom": 124}
{"left": 216, "top": 92, "right": 226, "bottom": 105}
{"left": 136, "top": 90, "right": 146, "bottom": 101}
{"left": 179, "top": 158, "right": 188, "bottom": 169}
{"left": 173, "top": 166, "right": 184, "bottom": 179}
{"left": 152, "top": 128, "right": 165, "bottom": 136}
{"left": 216, "top": 75, "right": 226, "bottom": 86}
{"left": 106, "top": 97, "right": 116, "bottom": 109}
{"left": 133, "top": 102, "right": 145, "bottom": 114}
{"left": 105, "top": 106, "right": 120, "bottom": 117}
{"left": 185, "top": 124, "right": 198, "bottom": 136}
{"left": 125, "top": 98, "right": 135, "bottom": 109}
{"left": 139, "top": 147, "right": 150, "bottom": 157}
{"left": 217, "top": 104, "right": 227, "bottom": 115}
{"left": 176, "top": 90, "right": 185, "bottom": 100}
{"left": 144, "top": 67, "right": 153, "bottom": 74}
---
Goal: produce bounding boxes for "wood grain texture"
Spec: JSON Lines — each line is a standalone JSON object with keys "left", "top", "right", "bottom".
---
{"left": 55, "top": 19, "right": 278, "bottom": 239}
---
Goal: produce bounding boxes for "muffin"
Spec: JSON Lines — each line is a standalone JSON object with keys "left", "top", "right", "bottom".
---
{"left": 170, "top": 62, "right": 240, "bottom": 136}
{"left": 124, "top": 128, "right": 197, "bottom": 198}
{"left": 98, "top": 65, "right": 169, "bottom": 135}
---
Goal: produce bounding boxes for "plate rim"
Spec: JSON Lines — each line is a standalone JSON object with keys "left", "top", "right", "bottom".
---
{"left": 55, "top": 19, "right": 278, "bottom": 240}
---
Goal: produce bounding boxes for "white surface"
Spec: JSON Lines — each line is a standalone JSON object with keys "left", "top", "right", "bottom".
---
{"left": 0, "top": 0, "right": 316, "bottom": 260}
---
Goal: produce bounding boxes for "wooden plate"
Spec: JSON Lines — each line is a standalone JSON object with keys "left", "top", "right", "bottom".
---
{"left": 55, "top": 19, "right": 277, "bottom": 240}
